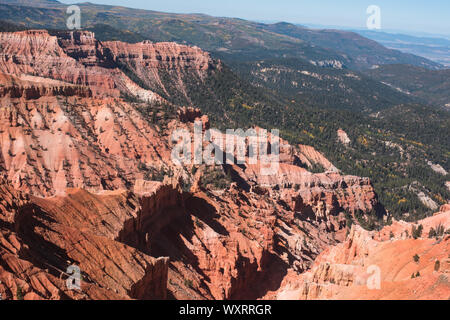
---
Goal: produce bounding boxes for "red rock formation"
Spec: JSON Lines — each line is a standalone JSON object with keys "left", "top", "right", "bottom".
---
{"left": 0, "top": 30, "right": 220, "bottom": 103}
{"left": 0, "top": 180, "right": 169, "bottom": 300}
{"left": 2, "top": 30, "right": 439, "bottom": 302}
{"left": 0, "top": 74, "right": 92, "bottom": 99}
{"left": 337, "top": 129, "right": 351, "bottom": 146}
{"left": 270, "top": 208, "right": 450, "bottom": 300}
{"left": 0, "top": 163, "right": 369, "bottom": 301}
{"left": 375, "top": 204, "right": 450, "bottom": 241}
{"left": 0, "top": 30, "right": 119, "bottom": 97}
{"left": 0, "top": 71, "right": 173, "bottom": 196}
{"left": 103, "top": 40, "right": 219, "bottom": 101}
{"left": 177, "top": 106, "right": 209, "bottom": 126}
{"left": 104, "top": 40, "right": 215, "bottom": 72}
{"left": 226, "top": 133, "right": 382, "bottom": 228}
{"left": 297, "top": 144, "right": 339, "bottom": 172}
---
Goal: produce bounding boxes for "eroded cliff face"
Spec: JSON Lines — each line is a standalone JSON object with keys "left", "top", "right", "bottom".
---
{"left": 0, "top": 74, "right": 92, "bottom": 100}
{"left": 103, "top": 40, "right": 219, "bottom": 103}
{"left": 0, "top": 30, "right": 225, "bottom": 196}
{"left": 0, "top": 137, "right": 383, "bottom": 301}
{"left": 0, "top": 180, "right": 169, "bottom": 300}
{"left": 0, "top": 30, "right": 120, "bottom": 98}
{"left": 0, "top": 88, "right": 170, "bottom": 196}
{"left": 271, "top": 207, "right": 450, "bottom": 300}
{"left": 0, "top": 30, "right": 220, "bottom": 101}
{"left": 0, "top": 102, "right": 384, "bottom": 300}
{"left": 2, "top": 30, "right": 444, "bottom": 301}
{"left": 0, "top": 116, "right": 445, "bottom": 300}
{"left": 0, "top": 179, "right": 338, "bottom": 300}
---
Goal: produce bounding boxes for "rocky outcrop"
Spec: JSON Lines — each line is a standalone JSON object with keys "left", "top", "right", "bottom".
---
{"left": 0, "top": 181, "right": 169, "bottom": 300}
{"left": 240, "top": 165, "right": 379, "bottom": 215}
{"left": 426, "top": 161, "right": 447, "bottom": 176}
{"left": 0, "top": 30, "right": 219, "bottom": 101}
{"left": 417, "top": 191, "right": 439, "bottom": 211}
{"left": 271, "top": 208, "right": 450, "bottom": 300}
{"left": 2, "top": 29, "right": 435, "bottom": 301}
{"left": 0, "top": 169, "right": 362, "bottom": 301}
{"left": 229, "top": 141, "right": 382, "bottom": 225}
{"left": 103, "top": 40, "right": 219, "bottom": 101}
{"left": 0, "top": 30, "right": 120, "bottom": 97}
{"left": 0, "top": 73, "right": 173, "bottom": 196}
{"left": 375, "top": 204, "right": 450, "bottom": 241}
{"left": 0, "top": 73, "right": 92, "bottom": 99}
{"left": 337, "top": 129, "right": 351, "bottom": 145}
{"left": 297, "top": 144, "right": 339, "bottom": 172}
{"left": 55, "top": 31, "right": 112, "bottom": 68}
{"left": 104, "top": 40, "right": 215, "bottom": 71}
{"left": 177, "top": 106, "right": 209, "bottom": 128}
{"left": 3, "top": 171, "right": 444, "bottom": 301}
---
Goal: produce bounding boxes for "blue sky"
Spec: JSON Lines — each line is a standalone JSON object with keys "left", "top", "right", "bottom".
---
{"left": 60, "top": 0, "right": 450, "bottom": 36}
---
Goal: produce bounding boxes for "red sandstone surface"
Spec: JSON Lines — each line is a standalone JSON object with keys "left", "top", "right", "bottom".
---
{"left": 0, "top": 30, "right": 448, "bottom": 300}
{"left": 269, "top": 208, "right": 450, "bottom": 300}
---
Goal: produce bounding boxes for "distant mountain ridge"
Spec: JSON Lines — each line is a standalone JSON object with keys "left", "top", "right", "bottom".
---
{"left": 355, "top": 30, "right": 450, "bottom": 67}
{"left": 0, "top": 0, "right": 442, "bottom": 70}
{"left": 259, "top": 22, "right": 442, "bottom": 70}
{"left": 0, "top": 0, "right": 60, "bottom": 6}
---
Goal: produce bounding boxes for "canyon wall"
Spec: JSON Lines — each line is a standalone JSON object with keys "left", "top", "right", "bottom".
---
{"left": 1, "top": 29, "right": 442, "bottom": 301}
{"left": 0, "top": 180, "right": 169, "bottom": 300}
{"left": 271, "top": 207, "right": 450, "bottom": 300}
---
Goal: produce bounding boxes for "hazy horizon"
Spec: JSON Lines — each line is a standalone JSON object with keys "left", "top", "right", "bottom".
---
{"left": 59, "top": 0, "right": 450, "bottom": 37}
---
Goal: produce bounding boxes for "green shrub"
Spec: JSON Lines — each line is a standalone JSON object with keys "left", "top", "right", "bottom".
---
{"left": 428, "top": 227, "right": 436, "bottom": 238}
{"left": 194, "top": 218, "right": 204, "bottom": 229}
{"left": 411, "top": 224, "right": 423, "bottom": 239}
{"left": 16, "top": 286, "right": 24, "bottom": 300}
{"left": 434, "top": 260, "right": 440, "bottom": 272}
{"left": 184, "top": 279, "right": 193, "bottom": 289}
